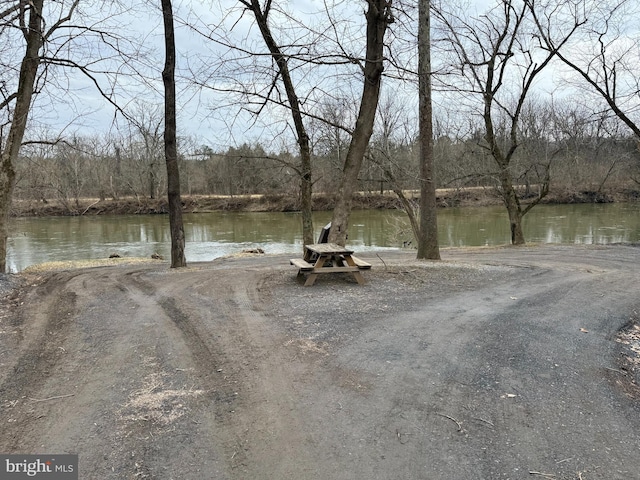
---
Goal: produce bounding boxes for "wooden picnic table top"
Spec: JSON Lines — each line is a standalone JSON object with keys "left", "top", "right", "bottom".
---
{"left": 294, "top": 243, "right": 369, "bottom": 286}
{"left": 304, "top": 243, "right": 354, "bottom": 255}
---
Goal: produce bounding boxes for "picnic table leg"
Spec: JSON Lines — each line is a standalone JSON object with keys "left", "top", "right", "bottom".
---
{"left": 351, "top": 271, "right": 366, "bottom": 285}
{"left": 344, "top": 255, "right": 366, "bottom": 285}
{"left": 304, "top": 256, "right": 327, "bottom": 287}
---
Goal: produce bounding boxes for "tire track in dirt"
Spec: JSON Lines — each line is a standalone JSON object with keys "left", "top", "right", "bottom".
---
{"left": 0, "top": 265, "right": 234, "bottom": 478}
{"left": 2, "top": 247, "right": 639, "bottom": 479}
{"left": 124, "top": 263, "right": 321, "bottom": 478}
{"left": 212, "top": 274, "right": 320, "bottom": 478}
{"left": 90, "top": 267, "right": 232, "bottom": 479}
{"left": 0, "top": 272, "right": 78, "bottom": 451}
{"left": 0, "top": 267, "right": 172, "bottom": 476}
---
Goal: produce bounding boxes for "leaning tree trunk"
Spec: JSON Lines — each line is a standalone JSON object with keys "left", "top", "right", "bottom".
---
{"left": 328, "top": 85, "right": 381, "bottom": 245}
{"left": 329, "top": 0, "right": 393, "bottom": 246}
{"left": 161, "top": 0, "right": 186, "bottom": 267}
{"left": 248, "top": 0, "right": 315, "bottom": 246}
{"left": 0, "top": 0, "right": 45, "bottom": 273}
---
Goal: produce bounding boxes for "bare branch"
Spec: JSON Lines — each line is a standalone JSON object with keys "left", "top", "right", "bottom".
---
{"left": 40, "top": 55, "right": 133, "bottom": 124}
{"left": 43, "top": 0, "right": 79, "bottom": 40}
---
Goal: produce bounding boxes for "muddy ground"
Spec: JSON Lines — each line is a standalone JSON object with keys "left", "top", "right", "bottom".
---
{"left": 0, "top": 245, "right": 639, "bottom": 479}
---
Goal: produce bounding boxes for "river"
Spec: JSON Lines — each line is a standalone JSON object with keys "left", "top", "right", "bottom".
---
{"left": 6, "top": 203, "right": 640, "bottom": 272}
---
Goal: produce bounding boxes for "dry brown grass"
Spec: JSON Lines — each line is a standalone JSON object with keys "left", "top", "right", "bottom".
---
{"left": 617, "top": 323, "right": 640, "bottom": 369}
{"left": 22, "top": 257, "right": 163, "bottom": 273}
{"left": 119, "top": 357, "right": 204, "bottom": 427}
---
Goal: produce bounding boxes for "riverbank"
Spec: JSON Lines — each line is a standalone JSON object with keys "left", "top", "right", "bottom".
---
{"left": 9, "top": 186, "right": 640, "bottom": 217}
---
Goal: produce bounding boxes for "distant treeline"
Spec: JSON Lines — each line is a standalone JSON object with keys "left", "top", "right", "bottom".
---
{"left": 14, "top": 112, "right": 640, "bottom": 215}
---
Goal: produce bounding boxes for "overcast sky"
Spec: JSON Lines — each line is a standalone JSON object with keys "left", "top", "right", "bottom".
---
{"left": 20, "top": 0, "right": 640, "bottom": 153}
{"left": 25, "top": 0, "right": 371, "bottom": 151}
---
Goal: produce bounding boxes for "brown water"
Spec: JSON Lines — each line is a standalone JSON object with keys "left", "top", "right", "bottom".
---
{"left": 6, "top": 203, "right": 640, "bottom": 272}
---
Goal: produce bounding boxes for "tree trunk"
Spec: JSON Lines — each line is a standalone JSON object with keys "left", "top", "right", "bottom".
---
{"left": 0, "top": 0, "right": 45, "bottom": 273}
{"left": 113, "top": 146, "right": 122, "bottom": 199}
{"left": 483, "top": 81, "right": 526, "bottom": 245}
{"left": 300, "top": 158, "right": 314, "bottom": 246}
{"left": 148, "top": 164, "right": 156, "bottom": 199}
{"left": 161, "top": 0, "right": 186, "bottom": 267}
{"left": 329, "top": 0, "right": 392, "bottom": 246}
{"left": 248, "top": 0, "right": 314, "bottom": 247}
{"left": 416, "top": 0, "right": 440, "bottom": 260}
{"left": 499, "top": 169, "right": 525, "bottom": 245}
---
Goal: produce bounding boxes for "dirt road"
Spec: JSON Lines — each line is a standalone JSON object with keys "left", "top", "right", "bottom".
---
{"left": 1, "top": 245, "right": 639, "bottom": 479}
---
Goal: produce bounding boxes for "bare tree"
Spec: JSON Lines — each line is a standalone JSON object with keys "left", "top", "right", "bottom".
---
{"left": 161, "top": 0, "right": 186, "bottom": 267}
{"left": 310, "top": 96, "right": 354, "bottom": 194}
{"left": 328, "top": 0, "right": 395, "bottom": 245}
{"left": 433, "top": 0, "right": 583, "bottom": 244}
{"left": 530, "top": 0, "right": 640, "bottom": 139}
{"left": 416, "top": 0, "right": 440, "bottom": 259}
{"left": 546, "top": 98, "right": 637, "bottom": 194}
{"left": 367, "top": 93, "right": 421, "bottom": 239}
{"left": 236, "top": 0, "right": 315, "bottom": 246}
{"left": 188, "top": 1, "right": 395, "bottom": 246}
{"left": 0, "top": 0, "right": 47, "bottom": 272}
{"left": 0, "top": 0, "right": 158, "bottom": 271}
{"left": 52, "top": 137, "right": 88, "bottom": 210}
{"left": 122, "top": 103, "right": 165, "bottom": 199}
{"left": 186, "top": 0, "right": 326, "bottom": 245}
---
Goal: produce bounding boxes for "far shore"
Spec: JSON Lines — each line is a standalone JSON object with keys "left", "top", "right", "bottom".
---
{"left": 9, "top": 186, "right": 640, "bottom": 217}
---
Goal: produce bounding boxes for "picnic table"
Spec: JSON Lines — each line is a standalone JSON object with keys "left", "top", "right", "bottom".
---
{"left": 290, "top": 243, "right": 371, "bottom": 286}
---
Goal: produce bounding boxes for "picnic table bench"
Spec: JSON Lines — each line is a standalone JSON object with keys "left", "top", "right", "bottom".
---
{"left": 290, "top": 243, "right": 371, "bottom": 286}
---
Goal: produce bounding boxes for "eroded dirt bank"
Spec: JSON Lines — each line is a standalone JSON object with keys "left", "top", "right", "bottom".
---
{"left": 11, "top": 188, "right": 640, "bottom": 217}
{"left": 0, "top": 245, "right": 639, "bottom": 479}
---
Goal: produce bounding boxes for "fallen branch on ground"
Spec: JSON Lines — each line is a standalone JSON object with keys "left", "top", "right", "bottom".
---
{"left": 29, "top": 393, "right": 75, "bottom": 403}
{"left": 529, "top": 471, "right": 555, "bottom": 478}
{"left": 436, "top": 412, "right": 464, "bottom": 432}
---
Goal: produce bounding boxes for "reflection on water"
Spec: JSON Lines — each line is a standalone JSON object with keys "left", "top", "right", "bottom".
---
{"left": 6, "top": 203, "right": 640, "bottom": 272}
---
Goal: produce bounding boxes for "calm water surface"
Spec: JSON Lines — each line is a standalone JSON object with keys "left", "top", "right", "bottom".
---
{"left": 6, "top": 203, "right": 640, "bottom": 272}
